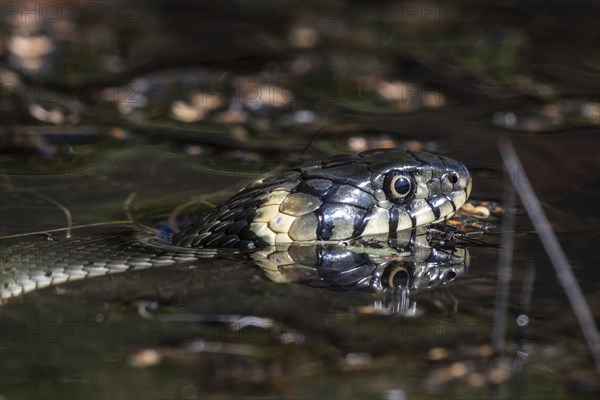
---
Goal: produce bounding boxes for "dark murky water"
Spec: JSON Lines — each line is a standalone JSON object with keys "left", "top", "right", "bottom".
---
{"left": 1, "top": 1, "right": 599, "bottom": 399}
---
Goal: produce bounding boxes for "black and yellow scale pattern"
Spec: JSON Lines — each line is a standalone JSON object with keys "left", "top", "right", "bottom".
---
{"left": 173, "top": 149, "right": 472, "bottom": 249}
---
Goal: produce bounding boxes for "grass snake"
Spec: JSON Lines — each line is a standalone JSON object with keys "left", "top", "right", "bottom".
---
{"left": 1, "top": 149, "right": 472, "bottom": 303}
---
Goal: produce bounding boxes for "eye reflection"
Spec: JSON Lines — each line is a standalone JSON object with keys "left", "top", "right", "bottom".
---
{"left": 391, "top": 268, "right": 410, "bottom": 288}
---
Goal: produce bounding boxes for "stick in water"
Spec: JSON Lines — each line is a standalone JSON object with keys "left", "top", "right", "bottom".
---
{"left": 498, "top": 137, "right": 600, "bottom": 375}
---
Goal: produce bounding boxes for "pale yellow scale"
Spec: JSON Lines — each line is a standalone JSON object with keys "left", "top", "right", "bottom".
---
{"left": 252, "top": 189, "right": 323, "bottom": 244}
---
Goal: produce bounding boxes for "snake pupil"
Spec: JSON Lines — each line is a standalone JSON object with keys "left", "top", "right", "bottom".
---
{"left": 392, "top": 176, "right": 411, "bottom": 197}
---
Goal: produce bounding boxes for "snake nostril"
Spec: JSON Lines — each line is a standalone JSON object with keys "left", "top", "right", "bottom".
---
{"left": 448, "top": 172, "right": 459, "bottom": 185}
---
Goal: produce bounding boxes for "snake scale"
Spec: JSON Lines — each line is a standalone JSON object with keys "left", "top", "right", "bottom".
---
{"left": 0, "top": 149, "right": 472, "bottom": 302}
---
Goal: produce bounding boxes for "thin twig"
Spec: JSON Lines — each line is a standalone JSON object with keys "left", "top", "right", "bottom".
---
{"left": 300, "top": 125, "right": 325, "bottom": 158}
{"left": 512, "top": 261, "right": 536, "bottom": 375}
{"left": 26, "top": 190, "right": 73, "bottom": 238}
{"left": 0, "top": 221, "right": 132, "bottom": 240}
{"left": 123, "top": 192, "right": 138, "bottom": 223}
{"left": 167, "top": 198, "right": 216, "bottom": 233}
{"left": 492, "top": 171, "right": 517, "bottom": 354}
{"left": 498, "top": 137, "right": 600, "bottom": 375}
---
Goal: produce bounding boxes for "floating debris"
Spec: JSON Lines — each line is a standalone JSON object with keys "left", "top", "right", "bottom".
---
{"left": 459, "top": 201, "right": 491, "bottom": 218}
{"left": 129, "top": 348, "right": 162, "bottom": 368}
{"left": 493, "top": 100, "right": 600, "bottom": 133}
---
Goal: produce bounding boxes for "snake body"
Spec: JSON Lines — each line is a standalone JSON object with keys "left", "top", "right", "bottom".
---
{"left": 1, "top": 149, "right": 472, "bottom": 302}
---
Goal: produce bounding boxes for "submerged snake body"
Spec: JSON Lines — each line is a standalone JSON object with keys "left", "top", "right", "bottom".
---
{"left": 1, "top": 149, "right": 472, "bottom": 302}
{"left": 173, "top": 149, "right": 471, "bottom": 249}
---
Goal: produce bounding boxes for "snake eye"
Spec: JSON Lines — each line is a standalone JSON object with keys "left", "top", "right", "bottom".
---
{"left": 384, "top": 172, "right": 415, "bottom": 203}
{"left": 391, "top": 176, "right": 411, "bottom": 197}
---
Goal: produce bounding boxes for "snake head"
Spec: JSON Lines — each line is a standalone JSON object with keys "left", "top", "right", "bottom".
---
{"left": 355, "top": 148, "right": 472, "bottom": 232}
{"left": 246, "top": 148, "right": 471, "bottom": 245}
{"left": 173, "top": 149, "right": 472, "bottom": 248}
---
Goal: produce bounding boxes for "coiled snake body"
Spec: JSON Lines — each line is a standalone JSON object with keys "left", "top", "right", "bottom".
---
{"left": 1, "top": 149, "right": 472, "bottom": 302}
